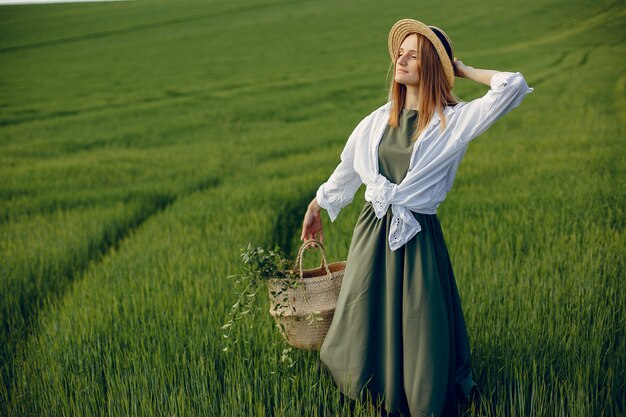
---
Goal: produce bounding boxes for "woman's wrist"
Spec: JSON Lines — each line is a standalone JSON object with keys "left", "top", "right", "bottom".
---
{"left": 308, "top": 199, "right": 322, "bottom": 213}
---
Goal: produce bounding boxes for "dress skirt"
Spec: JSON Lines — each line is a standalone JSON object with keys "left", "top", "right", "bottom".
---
{"left": 319, "top": 109, "right": 477, "bottom": 417}
{"left": 319, "top": 203, "right": 476, "bottom": 416}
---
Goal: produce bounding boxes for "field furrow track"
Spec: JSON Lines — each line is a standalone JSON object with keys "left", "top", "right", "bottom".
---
{"left": 0, "top": 0, "right": 312, "bottom": 54}
{"left": 462, "top": 1, "right": 625, "bottom": 58}
{"left": 0, "top": 175, "right": 221, "bottom": 410}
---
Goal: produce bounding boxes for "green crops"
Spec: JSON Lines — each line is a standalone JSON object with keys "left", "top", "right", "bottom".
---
{"left": 1, "top": 0, "right": 624, "bottom": 415}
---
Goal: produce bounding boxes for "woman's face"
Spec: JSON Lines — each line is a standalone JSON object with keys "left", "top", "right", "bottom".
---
{"left": 394, "top": 33, "right": 419, "bottom": 86}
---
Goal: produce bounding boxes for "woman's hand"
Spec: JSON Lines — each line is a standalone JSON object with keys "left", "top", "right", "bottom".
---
{"left": 301, "top": 199, "right": 324, "bottom": 244}
{"left": 453, "top": 57, "right": 468, "bottom": 78}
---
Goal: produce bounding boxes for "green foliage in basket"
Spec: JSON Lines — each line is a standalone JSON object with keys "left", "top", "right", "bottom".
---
{"left": 221, "top": 243, "right": 325, "bottom": 362}
{"left": 221, "top": 243, "right": 297, "bottom": 352}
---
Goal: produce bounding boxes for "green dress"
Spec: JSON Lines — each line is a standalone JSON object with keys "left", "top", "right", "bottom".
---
{"left": 319, "top": 109, "right": 477, "bottom": 417}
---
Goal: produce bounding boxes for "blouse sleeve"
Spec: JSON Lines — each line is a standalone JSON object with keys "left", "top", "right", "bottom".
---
{"left": 453, "top": 71, "right": 534, "bottom": 144}
{"left": 315, "top": 125, "right": 363, "bottom": 222}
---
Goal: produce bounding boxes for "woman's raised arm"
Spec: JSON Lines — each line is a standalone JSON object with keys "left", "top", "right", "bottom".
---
{"left": 449, "top": 59, "right": 534, "bottom": 144}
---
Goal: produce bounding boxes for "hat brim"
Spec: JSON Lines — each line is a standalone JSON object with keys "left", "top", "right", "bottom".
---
{"left": 388, "top": 19, "right": 455, "bottom": 88}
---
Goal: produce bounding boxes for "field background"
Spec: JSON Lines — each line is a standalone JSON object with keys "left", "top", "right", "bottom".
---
{"left": 1, "top": 0, "right": 624, "bottom": 415}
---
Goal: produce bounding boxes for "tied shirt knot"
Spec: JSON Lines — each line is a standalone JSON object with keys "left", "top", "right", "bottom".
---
{"left": 364, "top": 175, "right": 422, "bottom": 251}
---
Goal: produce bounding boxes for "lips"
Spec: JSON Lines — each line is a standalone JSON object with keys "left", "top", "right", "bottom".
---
{"left": 397, "top": 70, "right": 408, "bottom": 73}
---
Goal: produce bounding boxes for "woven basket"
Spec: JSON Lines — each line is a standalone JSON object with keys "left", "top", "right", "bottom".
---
{"left": 267, "top": 239, "right": 345, "bottom": 351}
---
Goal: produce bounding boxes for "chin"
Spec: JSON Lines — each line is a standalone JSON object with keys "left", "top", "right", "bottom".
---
{"left": 395, "top": 76, "right": 417, "bottom": 86}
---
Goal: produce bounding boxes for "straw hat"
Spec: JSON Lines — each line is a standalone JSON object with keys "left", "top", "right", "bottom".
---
{"left": 388, "top": 18, "right": 456, "bottom": 88}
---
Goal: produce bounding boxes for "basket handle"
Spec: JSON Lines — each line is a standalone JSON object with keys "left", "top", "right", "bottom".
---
{"left": 295, "top": 239, "right": 332, "bottom": 279}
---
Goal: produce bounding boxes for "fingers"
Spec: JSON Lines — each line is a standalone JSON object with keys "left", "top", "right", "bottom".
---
{"left": 301, "top": 231, "right": 323, "bottom": 247}
{"left": 300, "top": 208, "right": 324, "bottom": 244}
{"left": 301, "top": 212, "right": 311, "bottom": 241}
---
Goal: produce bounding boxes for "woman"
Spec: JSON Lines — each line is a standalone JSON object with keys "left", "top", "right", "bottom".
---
{"left": 300, "top": 18, "right": 533, "bottom": 417}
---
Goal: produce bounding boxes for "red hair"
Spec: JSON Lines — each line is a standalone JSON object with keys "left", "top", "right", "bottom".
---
{"left": 387, "top": 33, "right": 460, "bottom": 141}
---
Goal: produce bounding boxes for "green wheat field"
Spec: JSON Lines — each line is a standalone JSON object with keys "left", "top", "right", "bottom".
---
{"left": 1, "top": 0, "right": 624, "bottom": 415}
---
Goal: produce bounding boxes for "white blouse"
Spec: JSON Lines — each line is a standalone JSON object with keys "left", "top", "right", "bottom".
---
{"left": 316, "top": 71, "right": 534, "bottom": 251}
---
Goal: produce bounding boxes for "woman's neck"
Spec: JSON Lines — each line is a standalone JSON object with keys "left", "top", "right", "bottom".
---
{"left": 404, "top": 85, "right": 420, "bottom": 110}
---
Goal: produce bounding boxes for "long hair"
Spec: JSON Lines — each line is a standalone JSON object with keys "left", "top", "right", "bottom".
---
{"left": 386, "top": 33, "right": 460, "bottom": 141}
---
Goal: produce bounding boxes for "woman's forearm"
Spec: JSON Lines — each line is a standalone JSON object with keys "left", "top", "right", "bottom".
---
{"left": 455, "top": 59, "right": 500, "bottom": 86}
{"left": 460, "top": 66, "right": 499, "bottom": 86}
